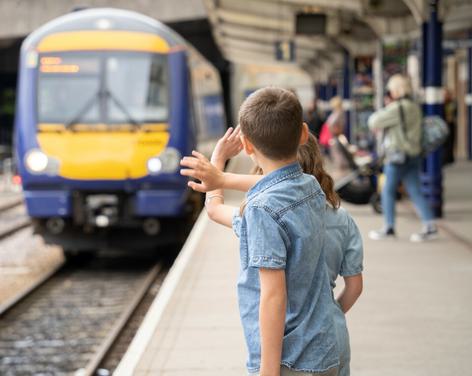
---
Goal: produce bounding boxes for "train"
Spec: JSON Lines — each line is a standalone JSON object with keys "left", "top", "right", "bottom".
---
{"left": 15, "top": 8, "right": 226, "bottom": 255}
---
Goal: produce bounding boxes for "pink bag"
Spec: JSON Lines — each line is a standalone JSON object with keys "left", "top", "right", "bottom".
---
{"left": 319, "top": 122, "right": 332, "bottom": 147}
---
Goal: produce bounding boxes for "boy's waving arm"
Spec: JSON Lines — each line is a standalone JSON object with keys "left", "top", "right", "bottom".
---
{"left": 181, "top": 150, "right": 233, "bottom": 227}
{"left": 180, "top": 126, "right": 261, "bottom": 193}
{"left": 180, "top": 127, "right": 241, "bottom": 228}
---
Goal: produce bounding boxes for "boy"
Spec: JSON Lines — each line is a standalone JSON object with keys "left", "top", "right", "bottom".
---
{"left": 180, "top": 87, "right": 339, "bottom": 376}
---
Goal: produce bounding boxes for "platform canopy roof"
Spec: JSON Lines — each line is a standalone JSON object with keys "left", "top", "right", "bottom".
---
{"left": 203, "top": 0, "right": 472, "bottom": 77}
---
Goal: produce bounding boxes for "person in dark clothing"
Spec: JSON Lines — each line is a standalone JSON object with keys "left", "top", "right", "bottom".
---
{"left": 305, "top": 100, "right": 326, "bottom": 138}
{"left": 442, "top": 89, "right": 456, "bottom": 165}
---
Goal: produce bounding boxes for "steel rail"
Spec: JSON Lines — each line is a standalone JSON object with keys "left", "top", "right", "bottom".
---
{"left": 79, "top": 262, "right": 164, "bottom": 376}
{"left": 0, "top": 261, "right": 64, "bottom": 316}
{"left": 0, "top": 197, "right": 23, "bottom": 213}
{"left": 0, "top": 218, "right": 31, "bottom": 240}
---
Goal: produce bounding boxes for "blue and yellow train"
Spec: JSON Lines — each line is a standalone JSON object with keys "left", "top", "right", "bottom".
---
{"left": 15, "top": 8, "right": 225, "bottom": 253}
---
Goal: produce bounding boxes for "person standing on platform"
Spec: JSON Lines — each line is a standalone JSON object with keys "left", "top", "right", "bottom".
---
{"left": 319, "top": 96, "right": 345, "bottom": 149}
{"left": 305, "top": 100, "right": 326, "bottom": 139}
{"left": 443, "top": 89, "right": 457, "bottom": 165}
{"left": 181, "top": 87, "right": 339, "bottom": 376}
{"left": 185, "top": 132, "right": 363, "bottom": 376}
{"left": 368, "top": 74, "right": 438, "bottom": 242}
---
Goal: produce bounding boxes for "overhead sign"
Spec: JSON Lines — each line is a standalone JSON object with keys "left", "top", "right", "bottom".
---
{"left": 443, "top": 39, "right": 472, "bottom": 49}
{"left": 275, "top": 40, "right": 295, "bottom": 62}
{"left": 295, "top": 13, "right": 327, "bottom": 35}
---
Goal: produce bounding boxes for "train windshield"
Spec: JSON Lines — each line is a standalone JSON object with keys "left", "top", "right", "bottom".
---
{"left": 37, "top": 52, "right": 169, "bottom": 126}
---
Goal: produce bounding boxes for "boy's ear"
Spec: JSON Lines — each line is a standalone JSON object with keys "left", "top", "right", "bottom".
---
{"left": 240, "top": 134, "right": 255, "bottom": 155}
{"left": 299, "top": 122, "right": 309, "bottom": 145}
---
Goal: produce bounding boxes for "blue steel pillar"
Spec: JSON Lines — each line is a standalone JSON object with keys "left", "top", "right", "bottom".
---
{"left": 468, "top": 33, "right": 472, "bottom": 160}
{"left": 318, "top": 82, "right": 327, "bottom": 100}
{"left": 342, "top": 50, "right": 352, "bottom": 142}
{"left": 318, "top": 82, "right": 329, "bottom": 114}
{"left": 327, "top": 76, "right": 338, "bottom": 100}
{"left": 326, "top": 79, "right": 333, "bottom": 100}
{"left": 422, "top": 0, "right": 444, "bottom": 218}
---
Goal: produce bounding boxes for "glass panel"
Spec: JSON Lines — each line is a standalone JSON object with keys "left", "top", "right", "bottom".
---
{"left": 106, "top": 54, "right": 168, "bottom": 123}
{"left": 38, "top": 54, "right": 100, "bottom": 124}
{"left": 37, "top": 52, "right": 168, "bottom": 126}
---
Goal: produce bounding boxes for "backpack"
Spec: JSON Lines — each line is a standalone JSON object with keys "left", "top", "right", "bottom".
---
{"left": 421, "top": 115, "right": 449, "bottom": 155}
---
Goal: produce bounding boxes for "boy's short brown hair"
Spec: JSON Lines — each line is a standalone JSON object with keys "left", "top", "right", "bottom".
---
{"left": 238, "top": 87, "right": 303, "bottom": 160}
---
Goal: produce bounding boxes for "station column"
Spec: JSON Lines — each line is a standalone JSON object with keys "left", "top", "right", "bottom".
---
{"left": 317, "top": 82, "right": 329, "bottom": 114}
{"left": 326, "top": 77, "right": 337, "bottom": 100}
{"left": 468, "top": 33, "right": 472, "bottom": 160}
{"left": 422, "top": 0, "right": 444, "bottom": 217}
{"left": 342, "top": 50, "right": 352, "bottom": 141}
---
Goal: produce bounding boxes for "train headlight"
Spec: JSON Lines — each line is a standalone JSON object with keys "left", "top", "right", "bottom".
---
{"left": 147, "top": 157, "right": 162, "bottom": 174}
{"left": 147, "top": 147, "right": 181, "bottom": 175}
{"left": 25, "top": 150, "right": 48, "bottom": 173}
{"left": 24, "top": 149, "right": 60, "bottom": 175}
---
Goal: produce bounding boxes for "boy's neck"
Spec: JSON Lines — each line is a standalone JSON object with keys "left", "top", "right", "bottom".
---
{"left": 255, "top": 151, "right": 298, "bottom": 175}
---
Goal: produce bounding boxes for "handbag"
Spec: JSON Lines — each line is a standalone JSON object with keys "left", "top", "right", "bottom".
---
{"left": 398, "top": 101, "right": 450, "bottom": 157}
{"left": 319, "top": 122, "right": 332, "bottom": 147}
{"left": 421, "top": 115, "right": 449, "bottom": 155}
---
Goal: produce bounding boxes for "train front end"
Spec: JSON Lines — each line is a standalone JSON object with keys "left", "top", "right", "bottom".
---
{"left": 15, "top": 10, "right": 198, "bottom": 251}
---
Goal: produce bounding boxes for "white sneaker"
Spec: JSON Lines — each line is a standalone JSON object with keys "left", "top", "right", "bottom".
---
{"left": 368, "top": 227, "right": 396, "bottom": 240}
{"left": 410, "top": 227, "right": 438, "bottom": 242}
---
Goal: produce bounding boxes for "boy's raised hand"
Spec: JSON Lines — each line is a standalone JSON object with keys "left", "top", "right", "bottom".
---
{"left": 211, "top": 126, "right": 243, "bottom": 165}
{"left": 180, "top": 151, "right": 225, "bottom": 193}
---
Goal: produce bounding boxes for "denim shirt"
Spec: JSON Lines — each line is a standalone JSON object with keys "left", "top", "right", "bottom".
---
{"left": 324, "top": 206, "right": 364, "bottom": 374}
{"left": 324, "top": 206, "right": 363, "bottom": 287}
{"left": 232, "top": 162, "right": 339, "bottom": 373}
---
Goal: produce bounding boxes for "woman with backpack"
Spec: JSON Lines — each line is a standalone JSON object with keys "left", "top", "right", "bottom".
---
{"left": 368, "top": 74, "right": 438, "bottom": 242}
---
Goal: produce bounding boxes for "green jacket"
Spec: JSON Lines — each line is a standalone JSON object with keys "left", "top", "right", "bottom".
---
{"left": 368, "top": 99, "right": 422, "bottom": 157}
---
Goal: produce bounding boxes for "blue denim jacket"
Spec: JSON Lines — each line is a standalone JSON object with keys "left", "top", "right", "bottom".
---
{"left": 232, "top": 162, "right": 339, "bottom": 374}
{"left": 324, "top": 206, "right": 364, "bottom": 376}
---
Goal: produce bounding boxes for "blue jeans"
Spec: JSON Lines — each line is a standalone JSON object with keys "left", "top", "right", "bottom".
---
{"left": 382, "top": 156, "right": 434, "bottom": 229}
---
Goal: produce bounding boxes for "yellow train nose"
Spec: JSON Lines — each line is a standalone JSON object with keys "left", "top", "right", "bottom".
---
{"left": 37, "top": 123, "right": 170, "bottom": 180}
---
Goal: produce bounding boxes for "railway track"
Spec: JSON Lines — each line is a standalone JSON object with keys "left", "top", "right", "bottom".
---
{"left": 0, "top": 256, "right": 168, "bottom": 375}
{"left": 0, "top": 198, "right": 30, "bottom": 239}
{"left": 0, "top": 195, "right": 23, "bottom": 212}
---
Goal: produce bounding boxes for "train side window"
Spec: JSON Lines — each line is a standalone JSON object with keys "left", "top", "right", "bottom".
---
{"left": 187, "top": 77, "right": 198, "bottom": 133}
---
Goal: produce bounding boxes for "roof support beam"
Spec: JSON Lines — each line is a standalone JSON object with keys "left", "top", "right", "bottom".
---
{"left": 364, "top": 14, "right": 417, "bottom": 39}
{"left": 216, "top": 8, "right": 293, "bottom": 32}
{"left": 336, "top": 36, "right": 377, "bottom": 56}
{"left": 402, "top": 0, "right": 426, "bottom": 24}
{"left": 277, "top": 0, "right": 363, "bottom": 15}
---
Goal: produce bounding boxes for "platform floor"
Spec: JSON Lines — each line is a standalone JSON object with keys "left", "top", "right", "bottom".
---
{"left": 115, "top": 159, "right": 472, "bottom": 376}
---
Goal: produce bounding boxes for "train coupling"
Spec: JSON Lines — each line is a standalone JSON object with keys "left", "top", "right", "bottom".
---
{"left": 85, "top": 194, "right": 119, "bottom": 228}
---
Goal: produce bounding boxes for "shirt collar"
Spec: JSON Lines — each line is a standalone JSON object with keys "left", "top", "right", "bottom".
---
{"left": 247, "top": 161, "right": 303, "bottom": 201}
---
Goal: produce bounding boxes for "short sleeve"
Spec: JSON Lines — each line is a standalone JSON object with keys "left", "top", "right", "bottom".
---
{"left": 340, "top": 213, "right": 364, "bottom": 276}
{"left": 245, "top": 206, "right": 289, "bottom": 269}
{"left": 232, "top": 208, "right": 242, "bottom": 238}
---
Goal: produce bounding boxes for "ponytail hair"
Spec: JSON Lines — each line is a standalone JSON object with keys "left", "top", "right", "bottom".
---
{"left": 298, "top": 133, "right": 340, "bottom": 209}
